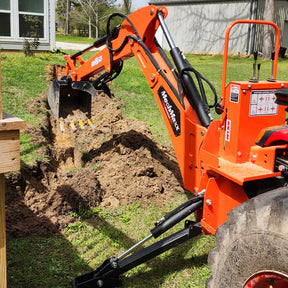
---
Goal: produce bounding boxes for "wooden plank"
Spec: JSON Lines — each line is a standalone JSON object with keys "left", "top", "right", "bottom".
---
{"left": 0, "top": 113, "right": 26, "bottom": 131}
{"left": 0, "top": 130, "right": 20, "bottom": 173}
{"left": 0, "top": 174, "right": 6, "bottom": 288}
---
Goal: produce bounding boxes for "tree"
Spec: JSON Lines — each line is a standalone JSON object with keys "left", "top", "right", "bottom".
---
{"left": 56, "top": 0, "right": 119, "bottom": 38}
{"left": 56, "top": 0, "right": 78, "bottom": 34}
{"left": 123, "top": 0, "right": 132, "bottom": 14}
{"left": 77, "top": 0, "right": 99, "bottom": 38}
{"left": 262, "top": 0, "right": 274, "bottom": 60}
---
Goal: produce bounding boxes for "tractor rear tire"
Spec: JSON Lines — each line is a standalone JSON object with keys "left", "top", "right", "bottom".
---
{"left": 206, "top": 187, "right": 288, "bottom": 288}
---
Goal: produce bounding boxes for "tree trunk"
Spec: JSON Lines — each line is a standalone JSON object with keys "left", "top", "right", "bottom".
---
{"left": 262, "top": 0, "right": 274, "bottom": 60}
{"left": 123, "top": 0, "right": 131, "bottom": 14}
{"left": 88, "top": 0, "right": 92, "bottom": 38}
{"left": 95, "top": 1, "right": 99, "bottom": 39}
{"left": 64, "top": 0, "right": 69, "bottom": 35}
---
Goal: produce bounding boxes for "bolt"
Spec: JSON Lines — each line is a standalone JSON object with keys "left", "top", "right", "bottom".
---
{"left": 251, "top": 154, "right": 256, "bottom": 162}
{"left": 237, "top": 151, "right": 242, "bottom": 157}
{"left": 243, "top": 89, "right": 246, "bottom": 94}
{"left": 201, "top": 131, "right": 205, "bottom": 136}
{"left": 150, "top": 74, "right": 154, "bottom": 80}
{"left": 248, "top": 85, "right": 252, "bottom": 89}
{"left": 111, "top": 261, "right": 118, "bottom": 269}
{"left": 279, "top": 165, "right": 287, "bottom": 172}
{"left": 206, "top": 199, "right": 212, "bottom": 206}
{"left": 282, "top": 83, "right": 285, "bottom": 88}
{"left": 97, "top": 280, "right": 104, "bottom": 287}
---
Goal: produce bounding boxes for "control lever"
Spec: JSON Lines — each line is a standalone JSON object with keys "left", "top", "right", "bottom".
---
{"left": 268, "top": 51, "right": 276, "bottom": 82}
{"left": 257, "top": 63, "right": 261, "bottom": 82}
{"left": 249, "top": 51, "right": 258, "bottom": 83}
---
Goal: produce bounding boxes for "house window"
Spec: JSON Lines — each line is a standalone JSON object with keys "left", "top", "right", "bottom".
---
{"left": 0, "top": 0, "right": 10, "bottom": 10}
{"left": 0, "top": 13, "right": 11, "bottom": 37}
{"left": 19, "top": 0, "right": 44, "bottom": 13}
{"left": 0, "top": 0, "right": 11, "bottom": 36}
{"left": 19, "top": 0, "right": 45, "bottom": 39}
{"left": 19, "top": 15, "right": 44, "bottom": 38}
{"left": 0, "top": 0, "right": 46, "bottom": 39}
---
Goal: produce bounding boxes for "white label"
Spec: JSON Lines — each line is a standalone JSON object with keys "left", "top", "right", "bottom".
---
{"left": 91, "top": 55, "right": 103, "bottom": 68}
{"left": 230, "top": 84, "right": 240, "bottom": 103}
{"left": 249, "top": 90, "right": 278, "bottom": 116}
{"left": 225, "top": 119, "right": 231, "bottom": 142}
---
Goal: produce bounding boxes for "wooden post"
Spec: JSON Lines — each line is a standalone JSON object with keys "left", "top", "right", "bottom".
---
{"left": 0, "top": 113, "right": 25, "bottom": 288}
{"left": 0, "top": 49, "right": 2, "bottom": 120}
{"left": 0, "top": 173, "right": 5, "bottom": 288}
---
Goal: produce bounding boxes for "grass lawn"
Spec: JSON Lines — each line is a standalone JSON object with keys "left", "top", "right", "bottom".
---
{"left": 3, "top": 49, "right": 288, "bottom": 287}
{"left": 56, "top": 34, "right": 96, "bottom": 45}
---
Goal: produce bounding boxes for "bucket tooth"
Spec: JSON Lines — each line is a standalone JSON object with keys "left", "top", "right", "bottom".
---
{"left": 87, "top": 118, "right": 95, "bottom": 129}
{"left": 76, "top": 114, "right": 85, "bottom": 130}
{"left": 59, "top": 118, "right": 65, "bottom": 132}
{"left": 68, "top": 116, "right": 77, "bottom": 131}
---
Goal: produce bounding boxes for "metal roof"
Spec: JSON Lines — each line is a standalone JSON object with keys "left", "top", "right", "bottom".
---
{"left": 149, "top": 0, "right": 249, "bottom": 5}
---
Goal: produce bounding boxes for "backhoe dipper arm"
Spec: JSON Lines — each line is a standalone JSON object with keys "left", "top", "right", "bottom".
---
{"left": 63, "top": 5, "right": 214, "bottom": 193}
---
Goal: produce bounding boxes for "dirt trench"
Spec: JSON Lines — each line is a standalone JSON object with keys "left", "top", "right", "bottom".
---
{"left": 5, "top": 68, "right": 185, "bottom": 237}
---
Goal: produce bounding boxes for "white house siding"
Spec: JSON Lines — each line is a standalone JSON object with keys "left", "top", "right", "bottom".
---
{"left": 159, "top": 1, "right": 251, "bottom": 53}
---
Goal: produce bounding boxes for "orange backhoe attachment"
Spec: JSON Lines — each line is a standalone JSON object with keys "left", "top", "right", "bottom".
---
{"left": 47, "top": 6, "right": 288, "bottom": 288}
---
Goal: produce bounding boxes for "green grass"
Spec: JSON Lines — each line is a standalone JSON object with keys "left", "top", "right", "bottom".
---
{"left": 56, "top": 33, "right": 96, "bottom": 45}
{"left": 4, "top": 50, "right": 288, "bottom": 287}
{"left": 7, "top": 236, "right": 91, "bottom": 287}
{"left": 1, "top": 52, "right": 66, "bottom": 164}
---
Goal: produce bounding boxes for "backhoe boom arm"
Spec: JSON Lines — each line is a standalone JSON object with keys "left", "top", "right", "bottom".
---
{"left": 57, "top": 5, "right": 213, "bottom": 194}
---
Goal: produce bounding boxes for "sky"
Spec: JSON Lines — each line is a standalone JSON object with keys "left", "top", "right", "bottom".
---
{"left": 115, "top": 0, "right": 150, "bottom": 11}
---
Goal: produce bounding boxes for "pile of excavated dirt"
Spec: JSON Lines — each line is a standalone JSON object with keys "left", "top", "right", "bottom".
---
{"left": 5, "top": 66, "right": 185, "bottom": 237}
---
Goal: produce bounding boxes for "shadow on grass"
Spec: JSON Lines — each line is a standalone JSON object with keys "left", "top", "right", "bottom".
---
{"left": 6, "top": 133, "right": 207, "bottom": 287}
{"left": 123, "top": 248, "right": 209, "bottom": 287}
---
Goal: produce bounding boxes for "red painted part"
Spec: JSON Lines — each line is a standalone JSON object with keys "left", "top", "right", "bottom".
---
{"left": 243, "top": 271, "right": 288, "bottom": 288}
{"left": 264, "top": 129, "right": 288, "bottom": 147}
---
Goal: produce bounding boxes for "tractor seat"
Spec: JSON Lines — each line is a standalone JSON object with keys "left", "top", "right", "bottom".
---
{"left": 275, "top": 88, "right": 288, "bottom": 106}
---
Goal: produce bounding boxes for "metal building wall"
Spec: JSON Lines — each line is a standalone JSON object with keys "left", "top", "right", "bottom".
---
{"left": 159, "top": 1, "right": 251, "bottom": 53}
{"left": 257, "top": 0, "right": 288, "bottom": 49}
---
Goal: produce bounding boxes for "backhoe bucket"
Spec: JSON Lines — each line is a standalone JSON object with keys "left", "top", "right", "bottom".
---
{"left": 48, "top": 79, "right": 97, "bottom": 120}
